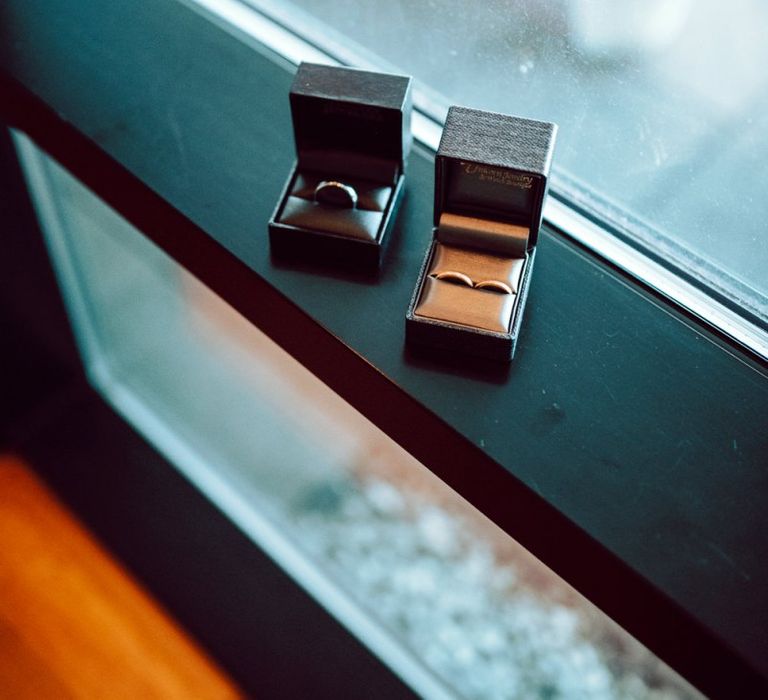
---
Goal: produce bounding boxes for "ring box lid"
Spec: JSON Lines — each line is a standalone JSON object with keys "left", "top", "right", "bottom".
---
{"left": 435, "top": 106, "right": 557, "bottom": 254}
{"left": 290, "top": 62, "right": 413, "bottom": 185}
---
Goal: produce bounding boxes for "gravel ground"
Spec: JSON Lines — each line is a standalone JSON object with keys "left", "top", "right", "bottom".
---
{"left": 294, "top": 475, "right": 703, "bottom": 700}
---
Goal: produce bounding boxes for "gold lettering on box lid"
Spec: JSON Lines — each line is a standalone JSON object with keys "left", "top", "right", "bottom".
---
{"left": 462, "top": 162, "right": 533, "bottom": 189}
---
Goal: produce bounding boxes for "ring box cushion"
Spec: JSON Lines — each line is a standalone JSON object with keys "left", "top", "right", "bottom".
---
{"left": 416, "top": 276, "right": 518, "bottom": 333}
{"left": 428, "top": 242, "right": 525, "bottom": 293}
{"left": 279, "top": 172, "right": 392, "bottom": 241}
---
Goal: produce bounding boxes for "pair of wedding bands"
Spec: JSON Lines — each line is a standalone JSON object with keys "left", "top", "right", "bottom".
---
{"left": 432, "top": 270, "right": 513, "bottom": 295}
{"left": 314, "top": 180, "right": 358, "bottom": 209}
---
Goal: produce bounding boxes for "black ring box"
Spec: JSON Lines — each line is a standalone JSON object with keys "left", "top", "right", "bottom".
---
{"left": 269, "top": 62, "right": 413, "bottom": 269}
{"left": 406, "top": 106, "right": 557, "bottom": 361}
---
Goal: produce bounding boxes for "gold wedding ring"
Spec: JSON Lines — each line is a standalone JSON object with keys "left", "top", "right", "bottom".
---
{"left": 314, "top": 180, "right": 358, "bottom": 209}
{"left": 433, "top": 270, "right": 474, "bottom": 287}
{"left": 474, "top": 280, "right": 513, "bottom": 294}
{"left": 433, "top": 270, "right": 513, "bottom": 294}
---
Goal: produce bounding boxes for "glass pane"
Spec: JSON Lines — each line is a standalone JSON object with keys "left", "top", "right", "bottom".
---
{"left": 247, "top": 0, "right": 768, "bottom": 323}
{"left": 18, "top": 136, "right": 702, "bottom": 699}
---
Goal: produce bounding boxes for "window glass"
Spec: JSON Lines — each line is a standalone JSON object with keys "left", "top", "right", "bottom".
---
{"left": 249, "top": 0, "right": 768, "bottom": 325}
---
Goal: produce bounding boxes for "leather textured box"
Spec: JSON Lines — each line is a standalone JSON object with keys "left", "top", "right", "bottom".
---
{"left": 406, "top": 106, "right": 557, "bottom": 361}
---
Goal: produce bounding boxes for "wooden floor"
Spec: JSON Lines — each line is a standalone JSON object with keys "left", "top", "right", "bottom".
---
{"left": 0, "top": 455, "right": 242, "bottom": 699}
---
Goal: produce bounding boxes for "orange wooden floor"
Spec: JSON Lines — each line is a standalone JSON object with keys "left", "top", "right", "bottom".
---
{"left": 0, "top": 455, "right": 242, "bottom": 699}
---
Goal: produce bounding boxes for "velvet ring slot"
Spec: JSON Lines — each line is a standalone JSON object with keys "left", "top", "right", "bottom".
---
{"left": 280, "top": 173, "right": 392, "bottom": 242}
{"left": 414, "top": 241, "right": 525, "bottom": 334}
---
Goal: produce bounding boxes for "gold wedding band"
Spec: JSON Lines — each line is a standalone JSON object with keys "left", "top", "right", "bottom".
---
{"left": 314, "top": 180, "right": 358, "bottom": 208}
{"left": 475, "top": 280, "right": 513, "bottom": 294}
{"left": 433, "top": 270, "right": 474, "bottom": 288}
{"left": 433, "top": 270, "right": 514, "bottom": 294}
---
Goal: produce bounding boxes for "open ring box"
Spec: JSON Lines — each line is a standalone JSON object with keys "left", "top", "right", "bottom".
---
{"left": 406, "top": 106, "right": 557, "bottom": 361}
{"left": 269, "top": 62, "right": 413, "bottom": 269}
